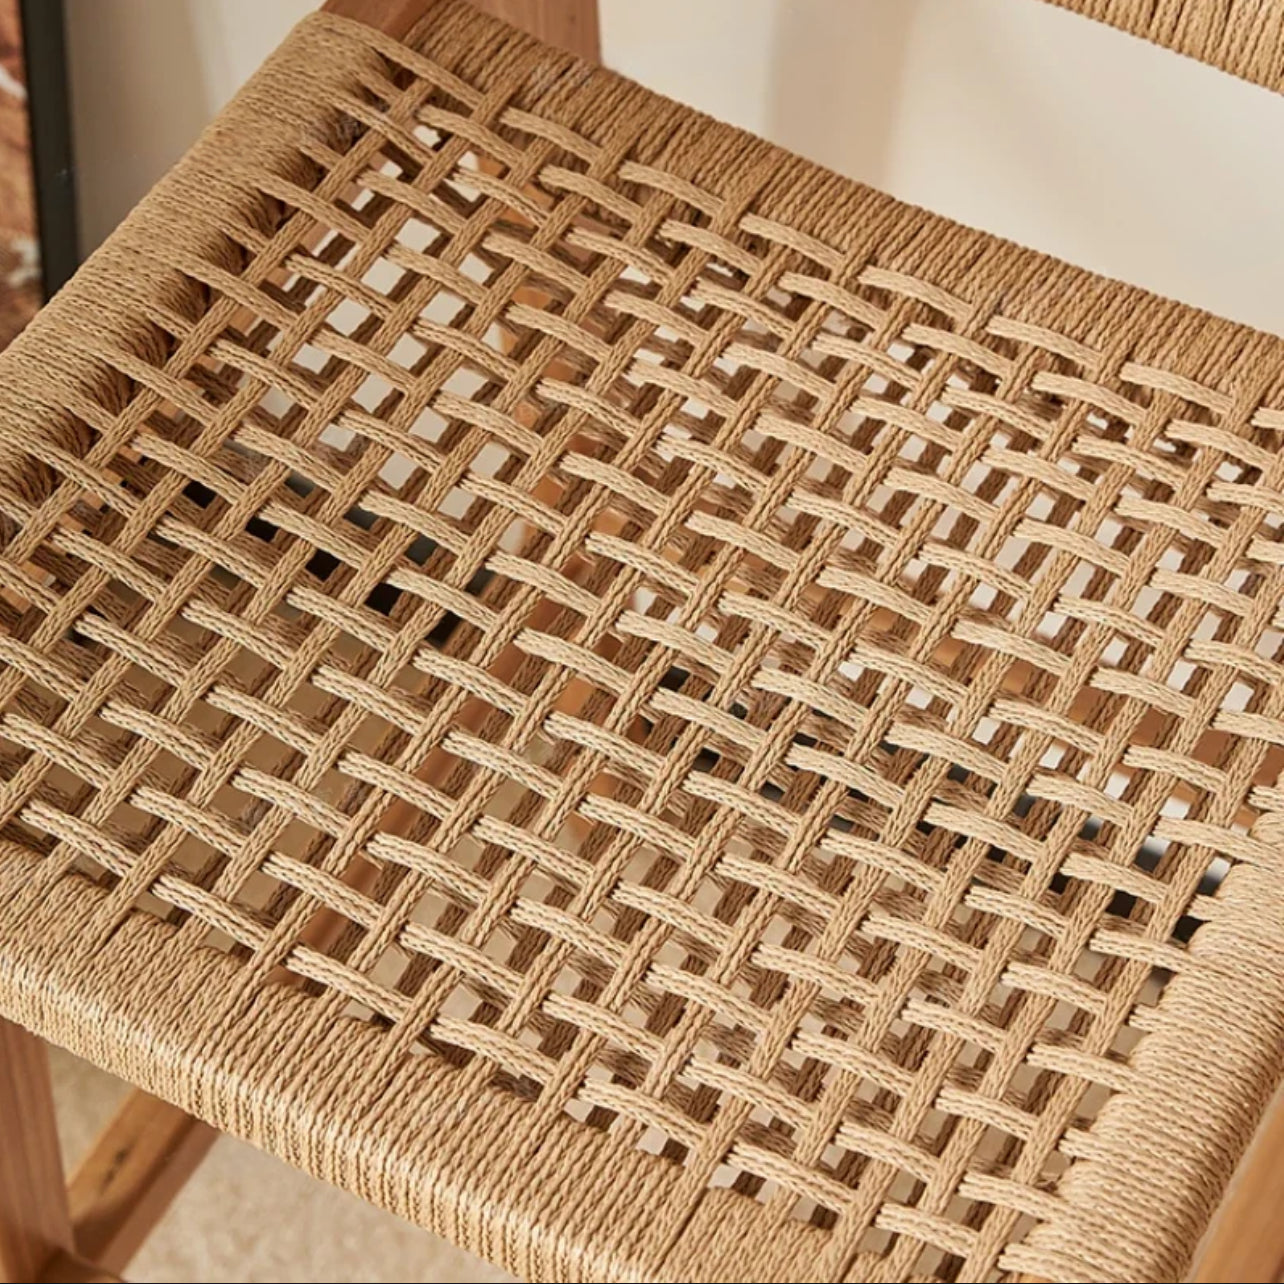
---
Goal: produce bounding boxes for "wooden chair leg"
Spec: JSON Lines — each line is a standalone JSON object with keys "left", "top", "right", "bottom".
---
{"left": 67, "top": 1091, "right": 213, "bottom": 1279}
{"left": 1190, "top": 1077, "right": 1284, "bottom": 1282}
{"left": 39, "top": 1251, "right": 123, "bottom": 1284}
{"left": 0, "top": 1018, "right": 75, "bottom": 1283}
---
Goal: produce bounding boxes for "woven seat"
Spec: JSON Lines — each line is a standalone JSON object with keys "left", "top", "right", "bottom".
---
{"left": 2, "top": 3, "right": 1284, "bottom": 1281}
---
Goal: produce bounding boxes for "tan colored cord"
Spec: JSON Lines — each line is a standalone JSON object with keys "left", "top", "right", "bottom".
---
{"left": 0, "top": 3, "right": 1283, "bottom": 1281}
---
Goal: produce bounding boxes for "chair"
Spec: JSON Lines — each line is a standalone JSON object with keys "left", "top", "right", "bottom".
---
{"left": 2, "top": 1, "right": 1283, "bottom": 1279}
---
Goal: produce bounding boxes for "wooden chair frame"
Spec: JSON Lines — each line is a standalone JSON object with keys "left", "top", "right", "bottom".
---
{"left": 1, "top": 1, "right": 1281, "bottom": 1281}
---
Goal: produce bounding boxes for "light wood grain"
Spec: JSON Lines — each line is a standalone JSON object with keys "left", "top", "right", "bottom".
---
{"left": 0, "top": 1020, "right": 74, "bottom": 1284}
{"left": 323, "top": 0, "right": 601, "bottom": 59}
{"left": 39, "top": 1251, "right": 123, "bottom": 1284}
{"left": 1191, "top": 1080, "right": 1284, "bottom": 1282}
{"left": 67, "top": 1089, "right": 216, "bottom": 1279}
{"left": 321, "top": 0, "right": 444, "bottom": 40}
{"left": 483, "top": 0, "right": 600, "bottom": 58}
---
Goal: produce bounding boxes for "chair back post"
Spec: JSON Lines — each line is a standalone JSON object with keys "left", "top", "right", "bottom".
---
{"left": 322, "top": 0, "right": 600, "bottom": 59}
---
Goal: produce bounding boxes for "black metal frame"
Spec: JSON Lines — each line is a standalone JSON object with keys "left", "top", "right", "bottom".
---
{"left": 19, "top": 0, "right": 77, "bottom": 300}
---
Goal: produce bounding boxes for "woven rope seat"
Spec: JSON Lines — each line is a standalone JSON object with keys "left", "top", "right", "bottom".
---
{"left": 2, "top": 3, "right": 1284, "bottom": 1282}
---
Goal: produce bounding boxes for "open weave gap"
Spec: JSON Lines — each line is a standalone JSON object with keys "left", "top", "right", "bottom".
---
{"left": 1, "top": 4, "right": 1284, "bottom": 1282}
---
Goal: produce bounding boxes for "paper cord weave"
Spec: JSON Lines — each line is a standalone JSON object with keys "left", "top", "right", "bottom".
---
{"left": 0, "top": 4, "right": 1283, "bottom": 1281}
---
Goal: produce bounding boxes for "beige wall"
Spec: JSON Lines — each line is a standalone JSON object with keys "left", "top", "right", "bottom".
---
{"left": 64, "top": 0, "right": 1284, "bottom": 334}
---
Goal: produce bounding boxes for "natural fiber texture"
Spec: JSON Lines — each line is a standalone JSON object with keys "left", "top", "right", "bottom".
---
{"left": 1047, "top": 0, "right": 1284, "bottom": 87}
{"left": 1, "top": 4, "right": 1284, "bottom": 1281}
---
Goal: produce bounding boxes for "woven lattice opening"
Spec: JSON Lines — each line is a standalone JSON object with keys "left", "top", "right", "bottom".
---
{"left": 2, "top": 6, "right": 1284, "bottom": 1282}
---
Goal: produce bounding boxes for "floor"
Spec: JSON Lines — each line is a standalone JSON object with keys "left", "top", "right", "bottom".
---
{"left": 49, "top": 1046, "right": 513, "bottom": 1283}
